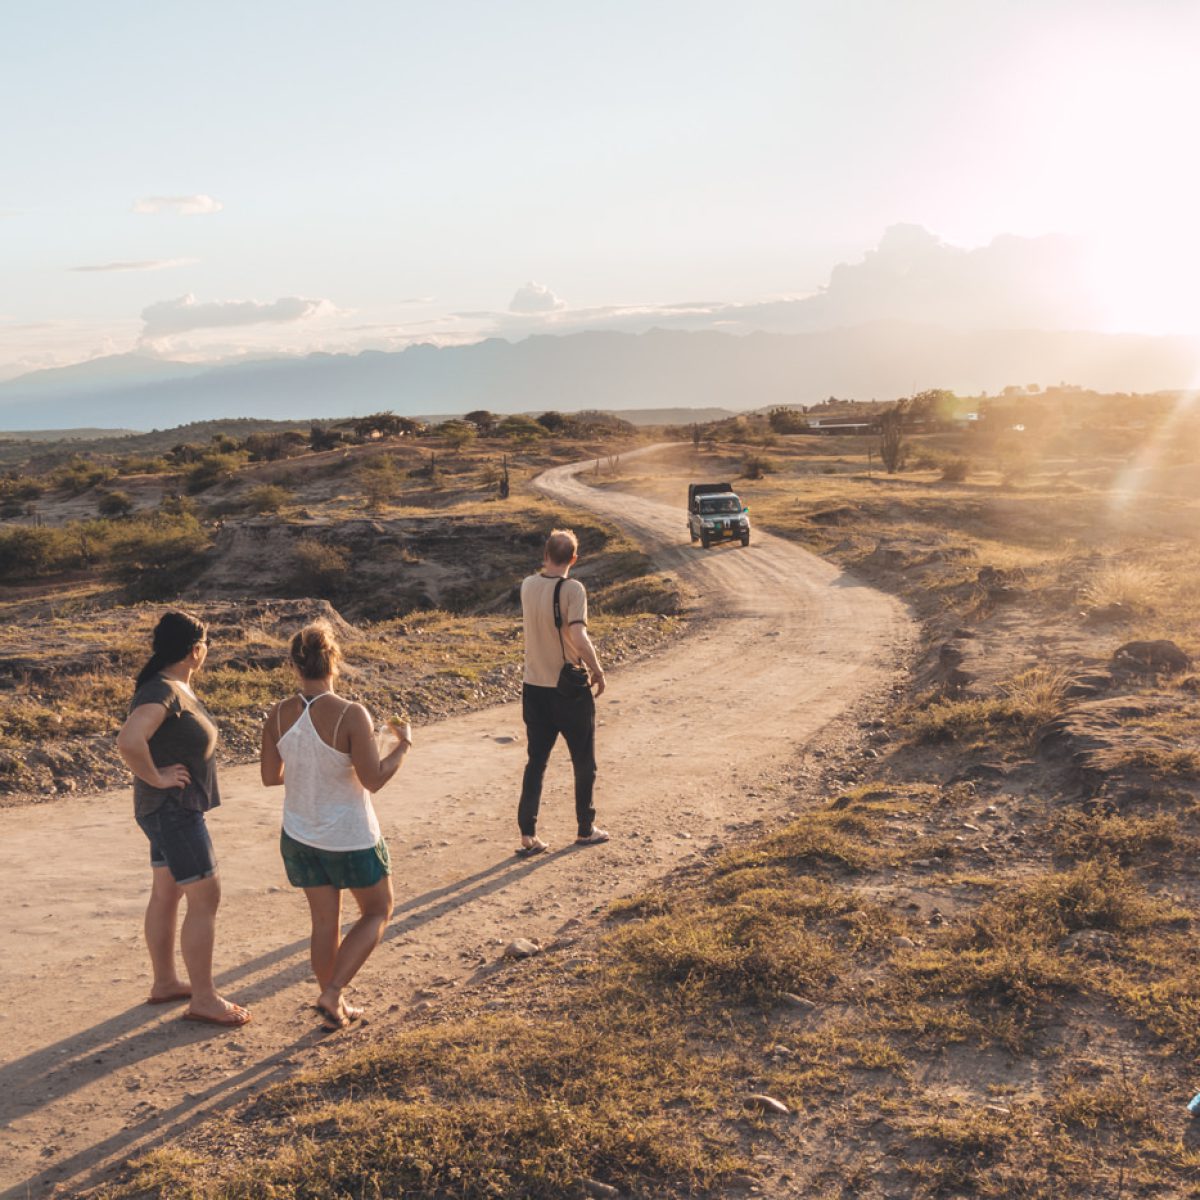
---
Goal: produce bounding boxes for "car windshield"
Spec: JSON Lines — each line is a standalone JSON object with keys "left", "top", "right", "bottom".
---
{"left": 699, "top": 497, "right": 740, "bottom": 514}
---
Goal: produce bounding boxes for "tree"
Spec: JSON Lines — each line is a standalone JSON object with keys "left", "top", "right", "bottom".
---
{"left": 878, "top": 399, "right": 909, "bottom": 474}
{"left": 767, "top": 407, "right": 810, "bottom": 434}
{"left": 309, "top": 424, "right": 344, "bottom": 452}
{"left": 464, "top": 410, "right": 496, "bottom": 433}
{"left": 536, "top": 410, "right": 569, "bottom": 433}
{"left": 436, "top": 420, "right": 476, "bottom": 450}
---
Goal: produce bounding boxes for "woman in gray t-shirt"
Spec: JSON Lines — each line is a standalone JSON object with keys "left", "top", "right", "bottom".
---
{"left": 116, "top": 611, "right": 250, "bottom": 1028}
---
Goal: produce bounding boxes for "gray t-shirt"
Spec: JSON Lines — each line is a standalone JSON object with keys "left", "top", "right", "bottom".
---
{"left": 129, "top": 676, "right": 221, "bottom": 818}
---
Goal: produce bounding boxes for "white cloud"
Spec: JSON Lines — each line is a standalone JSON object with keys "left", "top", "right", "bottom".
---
{"left": 70, "top": 258, "right": 197, "bottom": 273}
{"left": 140, "top": 294, "right": 330, "bottom": 339}
{"left": 132, "top": 194, "right": 223, "bottom": 216}
{"left": 509, "top": 281, "right": 565, "bottom": 313}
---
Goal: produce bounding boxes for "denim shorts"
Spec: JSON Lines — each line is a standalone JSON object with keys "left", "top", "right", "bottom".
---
{"left": 136, "top": 799, "right": 217, "bottom": 885}
{"left": 279, "top": 829, "right": 391, "bottom": 890}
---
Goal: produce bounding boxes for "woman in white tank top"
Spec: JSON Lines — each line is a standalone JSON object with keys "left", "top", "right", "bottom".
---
{"left": 260, "top": 620, "right": 412, "bottom": 1030}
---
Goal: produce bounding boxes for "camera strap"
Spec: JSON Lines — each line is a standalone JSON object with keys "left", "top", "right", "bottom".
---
{"left": 552, "top": 577, "right": 579, "bottom": 666}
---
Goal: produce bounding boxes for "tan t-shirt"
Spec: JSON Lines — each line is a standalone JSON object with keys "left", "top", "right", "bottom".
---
{"left": 521, "top": 573, "right": 588, "bottom": 687}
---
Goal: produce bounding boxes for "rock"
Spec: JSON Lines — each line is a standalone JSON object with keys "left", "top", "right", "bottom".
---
{"left": 988, "top": 585, "right": 1022, "bottom": 604}
{"left": 1058, "top": 929, "right": 1118, "bottom": 957}
{"left": 1180, "top": 675, "right": 1200, "bottom": 694}
{"left": 503, "top": 938, "right": 541, "bottom": 960}
{"left": 744, "top": 1093, "right": 790, "bottom": 1115}
{"left": 780, "top": 992, "right": 816, "bottom": 1011}
{"left": 1112, "top": 640, "right": 1192, "bottom": 675}
{"left": 1083, "top": 602, "right": 1134, "bottom": 626}
{"left": 1064, "top": 672, "right": 1115, "bottom": 699}
{"left": 891, "top": 935, "right": 916, "bottom": 949}
{"left": 579, "top": 1179, "right": 621, "bottom": 1199}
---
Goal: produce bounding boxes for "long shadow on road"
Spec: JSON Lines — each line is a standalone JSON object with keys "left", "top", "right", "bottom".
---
{"left": 2, "top": 851, "right": 555, "bottom": 1199}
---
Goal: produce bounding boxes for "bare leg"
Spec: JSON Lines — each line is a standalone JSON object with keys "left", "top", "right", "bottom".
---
{"left": 145, "top": 866, "right": 188, "bottom": 998}
{"left": 317, "top": 877, "right": 393, "bottom": 1026}
{"left": 178, "top": 874, "right": 248, "bottom": 1021}
{"left": 303, "top": 886, "right": 343, "bottom": 991}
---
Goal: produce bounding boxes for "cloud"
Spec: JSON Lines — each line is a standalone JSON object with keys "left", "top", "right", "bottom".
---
{"left": 509, "top": 281, "right": 566, "bottom": 313}
{"left": 140, "top": 294, "right": 330, "bottom": 339}
{"left": 132, "top": 194, "right": 223, "bottom": 216}
{"left": 70, "top": 258, "right": 197, "bottom": 273}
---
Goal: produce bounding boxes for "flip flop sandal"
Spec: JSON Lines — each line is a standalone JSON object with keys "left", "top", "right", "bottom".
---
{"left": 182, "top": 1007, "right": 251, "bottom": 1028}
{"left": 515, "top": 839, "right": 549, "bottom": 857}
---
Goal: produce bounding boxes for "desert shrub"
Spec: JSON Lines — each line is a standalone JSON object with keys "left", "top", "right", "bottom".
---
{"left": 292, "top": 539, "right": 350, "bottom": 596}
{"left": 768, "top": 407, "right": 810, "bottom": 434}
{"left": 436, "top": 420, "right": 477, "bottom": 449}
{"left": 940, "top": 458, "right": 971, "bottom": 483}
{"left": 742, "top": 454, "right": 775, "bottom": 480}
{"left": 597, "top": 575, "right": 682, "bottom": 615}
{"left": 356, "top": 454, "right": 403, "bottom": 508}
{"left": 116, "top": 455, "right": 169, "bottom": 475}
{"left": 244, "top": 484, "right": 292, "bottom": 514}
{"left": 0, "top": 474, "right": 45, "bottom": 501}
{"left": 97, "top": 490, "right": 135, "bottom": 518}
{"left": 52, "top": 456, "right": 116, "bottom": 495}
{"left": 497, "top": 414, "right": 547, "bottom": 442}
{"left": 245, "top": 431, "right": 307, "bottom": 462}
{"left": 185, "top": 452, "right": 244, "bottom": 494}
{"left": 105, "top": 513, "right": 212, "bottom": 600}
{"left": 0, "top": 525, "right": 78, "bottom": 579}
{"left": 1081, "top": 561, "right": 1164, "bottom": 612}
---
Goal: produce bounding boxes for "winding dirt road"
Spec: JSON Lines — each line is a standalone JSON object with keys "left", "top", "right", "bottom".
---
{"left": 0, "top": 451, "right": 912, "bottom": 1198}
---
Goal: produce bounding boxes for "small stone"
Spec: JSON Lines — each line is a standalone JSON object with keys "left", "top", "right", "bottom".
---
{"left": 744, "top": 1093, "right": 790, "bottom": 1115}
{"left": 891, "top": 935, "right": 916, "bottom": 949}
{"left": 503, "top": 938, "right": 542, "bottom": 960}
{"left": 579, "top": 1180, "right": 621, "bottom": 1199}
{"left": 780, "top": 992, "right": 816, "bottom": 1010}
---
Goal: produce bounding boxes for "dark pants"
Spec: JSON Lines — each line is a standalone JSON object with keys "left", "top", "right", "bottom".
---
{"left": 518, "top": 683, "right": 597, "bottom": 838}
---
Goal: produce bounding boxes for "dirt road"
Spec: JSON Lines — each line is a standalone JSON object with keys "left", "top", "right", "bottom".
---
{"left": 0, "top": 451, "right": 912, "bottom": 1198}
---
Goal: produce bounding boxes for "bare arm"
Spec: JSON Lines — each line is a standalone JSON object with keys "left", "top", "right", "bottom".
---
{"left": 564, "top": 623, "right": 606, "bottom": 697}
{"left": 116, "top": 703, "right": 190, "bottom": 790}
{"left": 260, "top": 702, "right": 285, "bottom": 787}
{"left": 345, "top": 704, "right": 412, "bottom": 793}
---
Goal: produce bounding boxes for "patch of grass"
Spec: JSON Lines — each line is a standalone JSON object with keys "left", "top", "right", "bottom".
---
{"left": 906, "top": 667, "right": 1071, "bottom": 748}
{"left": 1081, "top": 560, "right": 1166, "bottom": 611}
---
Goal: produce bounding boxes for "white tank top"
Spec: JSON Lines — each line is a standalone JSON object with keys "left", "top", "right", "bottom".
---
{"left": 279, "top": 694, "right": 381, "bottom": 852}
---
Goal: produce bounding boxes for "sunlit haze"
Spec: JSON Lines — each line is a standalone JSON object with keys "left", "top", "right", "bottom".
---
{"left": 3, "top": 0, "right": 1200, "bottom": 380}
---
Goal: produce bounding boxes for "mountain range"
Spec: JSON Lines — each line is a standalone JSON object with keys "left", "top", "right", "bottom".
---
{"left": 1, "top": 322, "right": 1197, "bottom": 431}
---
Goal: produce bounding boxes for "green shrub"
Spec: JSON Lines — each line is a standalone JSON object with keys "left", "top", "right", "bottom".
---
{"left": 185, "top": 452, "right": 244, "bottom": 494}
{"left": 97, "top": 490, "right": 135, "bottom": 517}
{"left": 244, "top": 484, "right": 292, "bottom": 514}
{"left": 742, "top": 454, "right": 775, "bottom": 480}
{"left": 105, "top": 513, "right": 212, "bottom": 600}
{"left": 0, "top": 525, "right": 78, "bottom": 579}
{"left": 292, "top": 539, "right": 350, "bottom": 596}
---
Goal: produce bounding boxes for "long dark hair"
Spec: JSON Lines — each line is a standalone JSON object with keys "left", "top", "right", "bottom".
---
{"left": 136, "top": 611, "right": 207, "bottom": 689}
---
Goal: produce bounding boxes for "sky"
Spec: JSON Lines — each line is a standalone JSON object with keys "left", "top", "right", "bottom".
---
{"left": 3, "top": 0, "right": 1200, "bottom": 379}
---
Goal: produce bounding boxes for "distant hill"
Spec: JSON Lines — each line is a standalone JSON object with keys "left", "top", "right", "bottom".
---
{"left": 1, "top": 324, "right": 1197, "bottom": 431}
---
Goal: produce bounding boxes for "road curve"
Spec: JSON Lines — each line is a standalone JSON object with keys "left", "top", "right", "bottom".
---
{"left": 0, "top": 451, "right": 912, "bottom": 1198}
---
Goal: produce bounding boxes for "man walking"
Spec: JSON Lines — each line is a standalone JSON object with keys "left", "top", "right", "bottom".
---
{"left": 516, "top": 528, "right": 608, "bottom": 855}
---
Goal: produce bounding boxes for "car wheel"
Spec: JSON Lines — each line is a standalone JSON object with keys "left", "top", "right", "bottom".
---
{"left": 700, "top": 531, "right": 710, "bottom": 549}
{"left": 741, "top": 534, "right": 750, "bottom": 547}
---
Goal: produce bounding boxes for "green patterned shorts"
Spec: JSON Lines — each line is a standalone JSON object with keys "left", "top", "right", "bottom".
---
{"left": 280, "top": 828, "right": 391, "bottom": 889}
